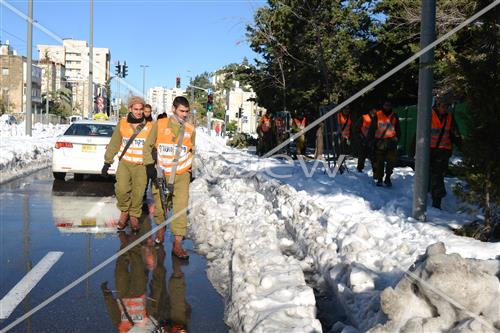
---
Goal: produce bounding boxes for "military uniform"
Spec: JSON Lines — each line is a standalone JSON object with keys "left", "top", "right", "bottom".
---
{"left": 104, "top": 117, "right": 152, "bottom": 219}
{"left": 144, "top": 117, "right": 196, "bottom": 237}
{"left": 369, "top": 109, "right": 401, "bottom": 186}
{"left": 429, "top": 108, "right": 461, "bottom": 208}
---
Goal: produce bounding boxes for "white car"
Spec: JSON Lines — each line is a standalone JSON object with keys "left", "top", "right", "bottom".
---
{"left": 52, "top": 120, "right": 119, "bottom": 181}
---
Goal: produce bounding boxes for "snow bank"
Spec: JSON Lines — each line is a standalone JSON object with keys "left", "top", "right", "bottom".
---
{"left": 0, "top": 122, "right": 67, "bottom": 184}
{"left": 191, "top": 131, "right": 500, "bottom": 332}
{"left": 370, "top": 242, "right": 499, "bottom": 333}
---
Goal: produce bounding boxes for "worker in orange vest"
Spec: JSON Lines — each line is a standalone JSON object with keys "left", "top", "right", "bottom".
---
{"left": 356, "top": 108, "right": 377, "bottom": 174}
{"left": 292, "top": 112, "right": 307, "bottom": 156}
{"left": 429, "top": 99, "right": 462, "bottom": 209}
{"left": 368, "top": 100, "right": 401, "bottom": 187}
{"left": 335, "top": 107, "right": 352, "bottom": 155}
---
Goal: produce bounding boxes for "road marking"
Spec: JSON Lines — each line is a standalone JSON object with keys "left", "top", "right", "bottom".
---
{"left": 0, "top": 251, "right": 63, "bottom": 320}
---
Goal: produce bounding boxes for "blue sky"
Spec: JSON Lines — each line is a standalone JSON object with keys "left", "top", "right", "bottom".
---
{"left": 0, "top": 0, "right": 264, "bottom": 96}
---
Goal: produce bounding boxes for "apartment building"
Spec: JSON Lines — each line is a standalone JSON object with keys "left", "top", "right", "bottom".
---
{"left": 37, "top": 39, "right": 110, "bottom": 117}
{"left": 0, "top": 41, "right": 42, "bottom": 116}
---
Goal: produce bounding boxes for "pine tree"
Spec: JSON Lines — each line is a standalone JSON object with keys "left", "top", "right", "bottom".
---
{"left": 454, "top": 0, "right": 500, "bottom": 231}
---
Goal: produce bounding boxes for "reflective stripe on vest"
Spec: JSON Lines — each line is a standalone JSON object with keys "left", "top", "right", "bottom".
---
{"left": 375, "top": 110, "right": 396, "bottom": 139}
{"left": 430, "top": 111, "right": 452, "bottom": 150}
{"left": 156, "top": 117, "right": 195, "bottom": 175}
{"left": 337, "top": 113, "right": 351, "bottom": 139}
{"left": 117, "top": 119, "right": 152, "bottom": 164}
{"left": 294, "top": 117, "right": 306, "bottom": 129}
{"left": 360, "top": 114, "right": 372, "bottom": 138}
{"left": 117, "top": 294, "right": 147, "bottom": 333}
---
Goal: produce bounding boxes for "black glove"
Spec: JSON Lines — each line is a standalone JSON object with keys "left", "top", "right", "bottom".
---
{"left": 146, "top": 164, "right": 157, "bottom": 182}
{"left": 101, "top": 281, "right": 111, "bottom": 295}
{"left": 101, "top": 163, "right": 111, "bottom": 176}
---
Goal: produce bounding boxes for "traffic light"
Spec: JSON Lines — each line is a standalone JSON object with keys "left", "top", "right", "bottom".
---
{"left": 122, "top": 61, "right": 128, "bottom": 78}
{"left": 115, "top": 61, "right": 121, "bottom": 77}
{"left": 207, "top": 93, "right": 213, "bottom": 111}
{"left": 176, "top": 76, "right": 181, "bottom": 89}
{"left": 238, "top": 107, "right": 242, "bottom": 118}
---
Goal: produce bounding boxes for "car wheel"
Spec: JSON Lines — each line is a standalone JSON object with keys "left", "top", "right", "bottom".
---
{"left": 53, "top": 172, "right": 66, "bottom": 181}
{"left": 74, "top": 173, "right": 84, "bottom": 181}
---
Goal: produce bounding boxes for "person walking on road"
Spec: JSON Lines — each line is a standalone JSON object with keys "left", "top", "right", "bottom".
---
{"left": 368, "top": 101, "right": 401, "bottom": 187}
{"left": 102, "top": 96, "right": 152, "bottom": 232}
{"left": 144, "top": 96, "right": 196, "bottom": 260}
{"left": 429, "top": 99, "right": 461, "bottom": 209}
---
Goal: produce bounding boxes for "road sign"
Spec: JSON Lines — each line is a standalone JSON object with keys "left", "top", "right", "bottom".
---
{"left": 207, "top": 88, "right": 213, "bottom": 94}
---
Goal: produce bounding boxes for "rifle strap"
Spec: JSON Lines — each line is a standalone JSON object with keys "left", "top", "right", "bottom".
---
{"left": 118, "top": 122, "right": 145, "bottom": 161}
{"left": 434, "top": 112, "right": 449, "bottom": 149}
{"left": 167, "top": 122, "right": 186, "bottom": 186}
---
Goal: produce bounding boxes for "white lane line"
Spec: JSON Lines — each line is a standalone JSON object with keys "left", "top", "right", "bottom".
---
{"left": 0, "top": 251, "right": 64, "bottom": 320}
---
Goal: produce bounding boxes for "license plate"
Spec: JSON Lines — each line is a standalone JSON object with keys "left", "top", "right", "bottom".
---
{"left": 82, "top": 144, "right": 96, "bottom": 152}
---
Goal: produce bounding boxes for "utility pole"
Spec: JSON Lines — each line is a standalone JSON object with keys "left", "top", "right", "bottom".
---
{"left": 88, "top": 0, "right": 94, "bottom": 118}
{"left": 25, "top": 0, "right": 33, "bottom": 136}
{"left": 412, "top": 0, "right": 436, "bottom": 221}
{"left": 140, "top": 65, "right": 149, "bottom": 98}
{"left": 45, "top": 61, "right": 49, "bottom": 124}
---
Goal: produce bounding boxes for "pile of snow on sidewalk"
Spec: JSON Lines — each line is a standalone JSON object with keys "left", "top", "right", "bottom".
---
{"left": 0, "top": 122, "right": 67, "bottom": 184}
{"left": 190, "top": 131, "right": 500, "bottom": 333}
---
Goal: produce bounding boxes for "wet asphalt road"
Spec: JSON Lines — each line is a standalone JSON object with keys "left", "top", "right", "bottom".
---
{"left": 0, "top": 168, "right": 227, "bottom": 333}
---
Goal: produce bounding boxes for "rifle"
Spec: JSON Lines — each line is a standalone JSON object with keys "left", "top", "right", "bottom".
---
{"left": 154, "top": 121, "right": 186, "bottom": 221}
{"left": 154, "top": 165, "right": 173, "bottom": 221}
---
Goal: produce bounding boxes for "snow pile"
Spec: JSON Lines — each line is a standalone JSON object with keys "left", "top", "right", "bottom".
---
{"left": 191, "top": 131, "right": 500, "bottom": 332}
{"left": 0, "top": 122, "right": 67, "bottom": 184}
{"left": 370, "top": 242, "right": 499, "bottom": 333}
{"left": 190, "top": 170, "right": 322, "bottom": 332}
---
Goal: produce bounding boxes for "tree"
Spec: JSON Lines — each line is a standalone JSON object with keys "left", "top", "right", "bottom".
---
{"left": 453, "top": 0, "right": 500, "bottom": 231}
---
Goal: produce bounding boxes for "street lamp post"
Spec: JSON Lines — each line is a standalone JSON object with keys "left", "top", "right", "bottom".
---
{"left": 140, "top": 65, "right": 149, "bottom": 99}
{"left": 88, "top": 0, "right": 94, "bottom": 118}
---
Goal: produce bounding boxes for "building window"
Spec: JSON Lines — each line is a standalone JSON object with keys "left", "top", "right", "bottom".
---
{"left": 2, "top": 68, "right": 8, "bottom": 75}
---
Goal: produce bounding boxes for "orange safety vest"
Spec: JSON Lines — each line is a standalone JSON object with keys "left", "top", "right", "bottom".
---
{"left": 294, "top": 117, "right": 306, "bottom": 129}
{"left": 156, "top": 117, "right": 195, "bottom": 175}
{"left": 430, "top": 111, "right": 453, "bottom": 150}
{"left": 261, "top": 116, "right": 271, "bottom": 132}
{"left": 118, "top": 119, "right": 152, "bottom": 164}
{"left": 360, "top": 113, "right": 372, "bottom": 138}
{"left": 337, "top": 113, "right": 351, "bottom": 139}
{"left": 117, "top": 295, "right": 147, "bottom": 333}
{"left": 375, "top": 110, "right": 397, "bottom": 139}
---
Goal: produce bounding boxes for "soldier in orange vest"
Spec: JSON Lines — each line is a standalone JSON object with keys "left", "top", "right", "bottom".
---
{"left": 368, "top": 101, "right": 401, "bottom": 187}
{"left": 335, "top": 107, "right": 352, "bottom": 155}
{"left": 144, "top": 96, "right": 195, "bottom": 260}
{"left": 257, "top": 113, "right": 275, "bottom": 156}
{"left": 429, "top": 100, "right": 462, "bottom": 209}
{"left": 291, "top": 112, "right": 307, "bottom": 156}
{"left": 356, "top": 108, "right": 376, "bottom": 173}
{"left": 103, "top": 96, "right": 152, "bottom": 232}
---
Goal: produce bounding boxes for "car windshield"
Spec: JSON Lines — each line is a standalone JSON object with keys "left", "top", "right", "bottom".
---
{"left": 64, "top": 123, "right": 115, "bottom": 137}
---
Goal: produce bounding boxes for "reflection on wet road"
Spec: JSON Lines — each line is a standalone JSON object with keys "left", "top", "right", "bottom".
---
{"left": 0, "top": 168, "right": 226, "bottom": 332}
